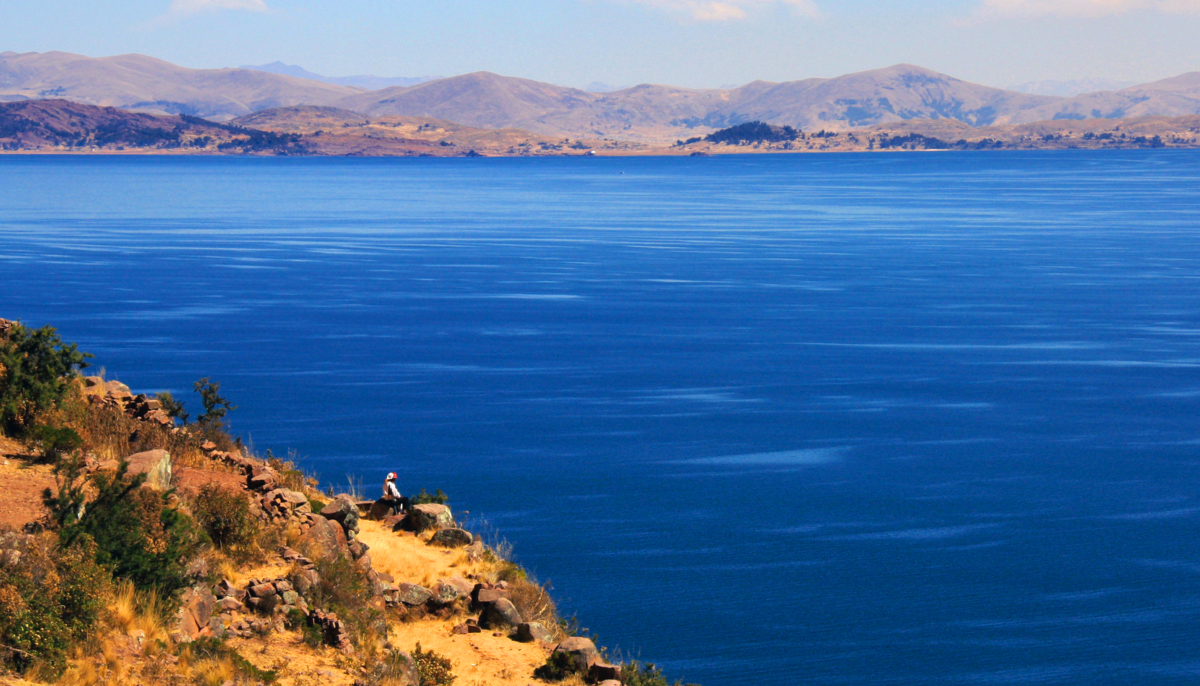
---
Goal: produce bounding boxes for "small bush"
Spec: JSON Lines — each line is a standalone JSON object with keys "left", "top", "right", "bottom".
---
{"left": 621, "top": 661, "right": 700, "bottom": 686}
{"left": 186, "top": 637, "right": 278, "bottom": 683}
{"left": 0, "top": 323, "right": 91, "bottom": 434}
{"left": 0, "top": 532, "right": 111, "bottom": 678}
{"left": 24, "top": 425, "right": 83, "bottom": 465}
{"left": 303, "top": 553, "right": 385, "bottom": 650}
{"left": 192, "top": 483, "right": 255, "bottom": 552}
{"left": 45, "top": 458, "right": 204, "bottom": 599}
{"left": 193, "top": 377, "right": 235, "bottom": 429}
{"left": 533, "top": 651, "right": 579, "bottom": 682}
{"left": 413, "top": 643, "right": 455, "bottom": 686}
{"left": 412, "top": 488, "right": 449, "bottom": 505}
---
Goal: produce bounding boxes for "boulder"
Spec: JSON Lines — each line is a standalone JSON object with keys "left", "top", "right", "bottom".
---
{"left": 248, "top": 583, "right": 277, "bottom": 599}
{"left": 464, "top": 540, "right": 485, "bottom": 562}
{"left": 216, "top": 597, "right": 244, "bottom": 612}
{"left": 408, "top": 504, "right": 455, "bottom": 532}
{"left": 321, "top": 495, "right": 361, "bottom": 538}
{"left": 516, "top": 621, "right": 554, "bottom": 643}
{"left": 430, "top": 579, "right": 470, "bottom": 605}
{"left": 247, "top": 465, "right": 278, "bottom": 492}
{"left": 589, "top": 661, "right": 622, "bottom": 682}
{"left": 367, "top": 499, "right": 394, "bottom": 520}
{"left": 348, "top": 539, "right": 370, "bottom": 560}
{"left": 125, "top": 449, "right": 172, "bottom": 490}
{"left": 395, "top": 583, "right": 434, "bottom": 606}
{"left": 200, "top": 440, "right": 218, "bottom": 452}
{"left": 553, "top": 637, "right": 600, "bottom": 671}
{"left": 296, "top": 516, "right": 348, "bottom": 561}
{"left": 479, "top": 597, "right": 522, "bottom": 628}
{"left": 429, "top": 528, "right": 473, "bottom": 548}
{"left": 172, "top": 586, "right": 216, "bottom": 642}
{"left": 383, "top": 514, "right": 409, "bottom": 531}
{"left": 474, "top": 587, "right": 510, "bottom": 606}
{"left": 292, "top": 568, "right": 321, "bottom": 594}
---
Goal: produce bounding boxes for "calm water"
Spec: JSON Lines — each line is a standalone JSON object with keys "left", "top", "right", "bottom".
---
{"left": 3, "top": 152, "right": 1200, "bottom": 685}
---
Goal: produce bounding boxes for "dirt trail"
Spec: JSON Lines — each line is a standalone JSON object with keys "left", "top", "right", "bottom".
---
{"left": 0, "top": 435, "right": 55, "bottom": 529}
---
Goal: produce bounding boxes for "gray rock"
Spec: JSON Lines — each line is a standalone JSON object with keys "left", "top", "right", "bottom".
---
{"left": 554, "top": 637, "right": 600, "bottom": 671}
{"left": 216, "top": 597, "right": 244, "bottom": 612}
{"left": 125, "top": 449, "right": 172, "bottom": 490}
{"left": 409, "top": 503, "right": 455, "bottom": 532}
{"left": 395, "top": 583, "right": 434, "bottom": 606}
{"left": 516, "top": 621, "right": 554, "bottom": 643}
{"left": 479, "top": 597, "right": 522, "bottom": 628}
{"left": 429, "top": 528, "right": 473, "bottom": 548}
{"left": 321, "top": 495, "right": 361, "bottom": 538}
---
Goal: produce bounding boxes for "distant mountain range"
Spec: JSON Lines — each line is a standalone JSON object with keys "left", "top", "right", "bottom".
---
{"left": 238, "top": 62, "right": 439, "bottom": 91}
{"left": 3, "top": 50, "right": 1200, "bottom": 142}
{"left": 1008, "top": 78, "right": 1138, "bottom": 97}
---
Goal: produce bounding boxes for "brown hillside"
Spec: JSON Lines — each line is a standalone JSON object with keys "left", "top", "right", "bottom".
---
{"left": 0, "top": 51, "right": 359, "bottom": 121}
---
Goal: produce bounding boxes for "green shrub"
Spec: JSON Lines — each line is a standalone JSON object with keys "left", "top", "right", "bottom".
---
{"left": 0, "top": 323, "right": 91, "bottom": 435}
{"left": 44, "top": 457, "right": 203, "bottom": 599}
{"left": 621, "top": 661, "right": 699, "bottom": 686}
{"left": 193, "top": 377, "right": 235, "bottom": 429}
{"left": 533, "top": 651, "right": 579, "bottom": 681}
{"left": 413, "top": 643, "right": 455, "bottom": 686}
{"left": 303, "top": 553, "right": 385, "bottom": 649}
{"left": 192, "top": 483, "right": 255, "bottom": 552}
{"left": 412, "top": 488, "right": 448, "bottom": 505}
{"left": 24, "top": 425, "right": 83, "bottom": 465}
{"left": 0, "top": 533, "right": 111, "bottom": 678}
{"left": 155, "top": 391, "right": 188, "bottom": 425}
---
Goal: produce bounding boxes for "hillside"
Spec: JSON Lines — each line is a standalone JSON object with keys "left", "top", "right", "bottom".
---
{"left": 0, "top": 51, "right": 359, "bottom": 121}
{"left": 0, "top": 319, "right": 679, "bottom": 686}
{"left": 1012, "top": 71, "right": 1200, "bottom": 123}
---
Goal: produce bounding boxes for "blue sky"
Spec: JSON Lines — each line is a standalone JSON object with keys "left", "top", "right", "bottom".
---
{"left": 3, "top": 0, "right": 1199, "bottom": 89}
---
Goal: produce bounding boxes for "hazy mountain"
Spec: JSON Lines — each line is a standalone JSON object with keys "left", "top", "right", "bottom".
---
{"left": 1009, "top": 78, "right": 1137, "bottom": 97}
{"left": 240, "top": 62, "right": 439, "bottom": 91}
{"left": 0, "top": 51, "right": 358, "bottom": 120}
{"left": 333, "top": 65, "right": 1060, "bottom": 139}
{"left": 1010, "top": 71, "right": 1200, "bottom": 124}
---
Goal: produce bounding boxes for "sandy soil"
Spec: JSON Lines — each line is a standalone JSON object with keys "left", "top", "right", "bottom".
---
{"left": 0, "top": 435, "right": 55, "bottom": 529}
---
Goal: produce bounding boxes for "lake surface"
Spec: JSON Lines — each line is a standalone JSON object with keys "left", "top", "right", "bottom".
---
{"left": 3, "top": 152, "right": 1200, "bottom": 685}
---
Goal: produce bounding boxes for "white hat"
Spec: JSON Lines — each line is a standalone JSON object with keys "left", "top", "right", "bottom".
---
{"left": 386, "top": 472, "right": 396, "bottom": 480}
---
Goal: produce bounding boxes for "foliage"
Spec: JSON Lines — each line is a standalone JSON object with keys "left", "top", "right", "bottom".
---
{"left": 412, "top": 643, "right": 456, "bottom": 686}
{"left": 155, "top": 391, "right": 188, "bottom": 425}
{"left": 704, "top": 121, "right": 799, "bottom": 145}
{"left": 621, "top": 661, "right": 700, "bottom": 686}
{"left": 0, "top": 533, "right": 111, "bottom": 678}
{"left": 285, "top": 608, "right": 323, "bottom": 647}
{"left": 533, "top": 651, "right": 580, "bottom": 681}
{"left": 44, "top": 458, "right": 203, "bottom": 599}
{"left": 0, "top": 323, "right": 92, "bottom": 434}
{"left": 194, "top": 377, "right": 236, "bottom": 429}
{"left": 24, "top": 425, "right": 83, "bottom": 465}
{"left": 303, "top": 554, "right": 385, "bottom": 649}
{"left": 192, "top": 484, "right": 255, "bottom": 553}
{"left": 412, "top": 488, "right": 449, "bottom": 505}
{"left": 186, "top": 637, "right": 279, "bottom": 683}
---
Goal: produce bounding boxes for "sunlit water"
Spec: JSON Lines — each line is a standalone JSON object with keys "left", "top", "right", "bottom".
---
{"left": 3, "top": 152, "right": 1200, "bottom": 685}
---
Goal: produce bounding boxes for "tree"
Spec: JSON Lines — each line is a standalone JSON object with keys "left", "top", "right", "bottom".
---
{"left": 194, "top": 377, "right": 236, "bottom": 428}
{"left": 156, "top": 390, "right": 189, "bottom": 425}
{"left": 0, "top": 322, "right": 92, "bottom": 434}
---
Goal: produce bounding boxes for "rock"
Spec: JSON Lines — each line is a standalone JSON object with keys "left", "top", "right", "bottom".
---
{"left": 216, "top": 597, "right": 244, "bottom": 612}
{"left": 479, "top": 597, "right": 522, "bottom": 628}
{"left": 281, "top": 590, "right": 301, "bottom": 606}
{"left": 395, "top": 583, "right": 434, "bottom": 606}
{"left": 408, "top": 503, "right": 455, "bottom": 532}
{"left": 297, "top": 515, "right": 348, "bottom": 560}
{"left": 249, "top": 583, "right": 277, "bottom": 599}
{"left": 553, "top": 637, "right": 600, "bottom": 672}
{"left": 172, "top": 586, "right": 216, "bottom": 642}
{"left": 125, "top": 449, "right": 172, "bottom": 490}
{"left": 429, "top": 528, "right": 473, "bottom": 548}
{"left": 247, "top": 465, "right": 278, "bottom": 492}
{"left": 103, "top": 380, "right": 133, "bottom": 401}
{"left": 367, "top": 499, "right": 394, "bottom": 520}
{"left": 475, "top": 587, "right": 510, "bottom": 606}
{"left": 200, "top": 440, "right": 217, "bottom": 452}
{"left": 444, "top": 576, "right": 474, "bottom": 597}
{"left": 348, "top": 539, "right": 370, "bottom": 560}
{"left": 464, "top": 540, "right": 485, "bottom": 562}
{"left": 383, "top": 514, "right": 409, "bottom": 531}
{"left": 213, "top": 578, "right": 237, "bottom": 598}
{"left": 516, "top": 621, "right": 554, "bottom": 643}
{"left": 274, "top": 579, "right": 293, "bottom": 593}
{"left": 292, "top": 568, "right": 321, "bottom": 594}
{"left": 589, "top": 661, "right": 622, "bottom": 682}
{"left": 321, "top": 495, "right": 361, "bottom": 538}
{"left": 430, "top": 579, "right": 468, "bottom": 605}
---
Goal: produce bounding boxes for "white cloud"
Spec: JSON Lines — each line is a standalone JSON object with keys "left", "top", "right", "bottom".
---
{"left": 976, "top": 0, "right": 1200, "bottom": 17}
{"left": 623, "top": 0, "right": 820, "bottom": 21}
{"left": 168, "top": 0, "right": 268, "bottom": 15}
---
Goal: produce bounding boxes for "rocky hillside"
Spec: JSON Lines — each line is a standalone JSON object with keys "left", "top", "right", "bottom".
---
{"left": 0, "top": 318, "right": 688, "bottom": 686}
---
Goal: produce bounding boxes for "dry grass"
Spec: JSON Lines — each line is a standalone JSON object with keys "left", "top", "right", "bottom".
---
{"left": 386, "top": 620, "right": 550, "bottom": 686}
{"left": 356, "top": 520, "right": 490, "bottom": 587}
{"left": 107, "top": 580, "right": 169, "bottom": 646}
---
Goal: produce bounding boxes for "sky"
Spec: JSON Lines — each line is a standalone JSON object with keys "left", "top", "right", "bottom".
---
{"left": 2, "top": 0, "right": 1199, "bottom": 89}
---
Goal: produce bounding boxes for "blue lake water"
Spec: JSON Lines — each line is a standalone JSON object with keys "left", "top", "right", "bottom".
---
{"left": 3, "top": 152, "right": 1200, "bottom": 685}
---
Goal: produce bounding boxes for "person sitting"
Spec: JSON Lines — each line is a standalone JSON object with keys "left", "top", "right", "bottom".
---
{"left": 382, "top": 472, "right": 409, "bottom": 516}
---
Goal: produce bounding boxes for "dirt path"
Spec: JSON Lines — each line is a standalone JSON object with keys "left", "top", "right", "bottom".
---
{"left": 0, "top": 435, "right": 54, "bottom": 529}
